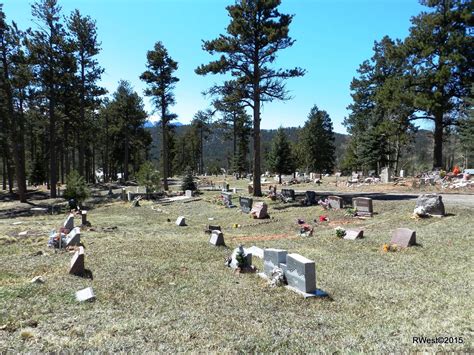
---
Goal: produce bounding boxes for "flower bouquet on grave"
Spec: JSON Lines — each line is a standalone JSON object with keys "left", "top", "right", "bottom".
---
{"left": 335, "top": 226, "right": 346, "bottom": 238}
{"left": 382, "top": 243, "right": 399, "bottom": 253}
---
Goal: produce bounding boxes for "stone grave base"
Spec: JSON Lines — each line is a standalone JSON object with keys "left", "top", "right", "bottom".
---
{"left": 257, "top": 273, "right": 329, "bottom": 299}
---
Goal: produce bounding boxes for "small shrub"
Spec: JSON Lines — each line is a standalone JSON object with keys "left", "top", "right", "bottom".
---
{"left": 335, "top": 226, "right": 346, "bottom": 238}
{"left": 181, "top": 167, "right": 197, "bottom": 191}
{"left": 63, "top": 170, "right": 90, "bottom": 203}
{"left": 136, "top": 162, "right": 161, "bottom": 196}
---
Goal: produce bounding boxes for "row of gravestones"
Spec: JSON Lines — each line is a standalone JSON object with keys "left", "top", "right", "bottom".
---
{"left": 57, "top": 213, "right": 95, "bottom": 302}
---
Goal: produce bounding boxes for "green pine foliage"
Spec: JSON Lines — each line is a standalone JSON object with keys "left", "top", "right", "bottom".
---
{"left": 267, "top": 127, "right": 295, "bottom": 183}
{"left": 300, "top": 105, "right": 336, "bottom": 174}
{"left": 181, "top": 167, "right": 197, "bottom": 191}
{"left": 136, "top": 162, "right": 161, "bottom": 196}
{"left": 196, "top": 0, "right": 304, "bottom": 196}
{"left": 63, "top": 170, "right": 90, "bottom": 202}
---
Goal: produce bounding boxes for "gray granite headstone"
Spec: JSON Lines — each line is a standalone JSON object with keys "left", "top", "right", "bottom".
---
{"left": 263, "top": 248, "right": 288, "bottom": 277}
{"left": 281, "top": 189, "right": 295, "bottom": 202}
{"left": 390, "top": 228, "right": 416, "bottom": 247}
{"left": 65, "top": 227, "right": 81, "bottom": 247}
{"left": 286, "top": 253, "right": 316, "bottom": 293}
{"left": 353, "top": 197, "right": 373, "bottom": 216}
{"left": 209, "top": 230, "right": 225, "bottom": 246}
{"left": 304, "top": 191, "right": 317, "bottom": 206}
{"left": 381, "top": 167, "right": 391, "bottom": 183}
{"left": 63, "top": 213, "right": 74, "bottom": 230}
{"left": 328, "top": 196, "right": 343, "bottom": 209}
{"left": 344, "top": 229, "right": 364, "bottom": 240}
{"left": 221, "top": 192, "right": 233, "bottom": 207}
{"left": 81, "top": 211, "right": 88, "bottom": 226}
{"left": 69, "top": 246, "right": 85, "bottom": 275}
{"left": 239, "top": 197, "right": 253, "bottom": 213}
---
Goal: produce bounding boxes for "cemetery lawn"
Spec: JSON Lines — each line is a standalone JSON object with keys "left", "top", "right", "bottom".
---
{"left": 0, "top": 191, "right": 472, "bottom": 352}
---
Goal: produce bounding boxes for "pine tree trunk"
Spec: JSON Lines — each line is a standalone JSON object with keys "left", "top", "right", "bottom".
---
{"left": 2, "top": 154, "right": 6, "bottom": 190}
{"left": 252, "top": 99, "right": 262, "bottom": 197}
{"left": 49, "top": 95, "right": 57, "bottom": 198}
{"left": 162, "top": 109, "right": 169, "bottom": 191}
{"left": 433, "top": 112, "right": 444, "bottom": 169}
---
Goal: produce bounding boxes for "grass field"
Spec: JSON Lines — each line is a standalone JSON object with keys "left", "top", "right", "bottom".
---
{"left": 0, "top": 185, "right": 472, "bottom": 352}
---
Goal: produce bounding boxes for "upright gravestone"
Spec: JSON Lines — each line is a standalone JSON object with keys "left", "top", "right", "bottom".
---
{"left": 400, "top": 170, "right": 405, "bottom": 178}
{"left": 304, "top": 191, "right": 317, "bottom": 206}
{"left": 65, "top": 227, "right": 81, "bottom": 247}
{"left": 328, "top": 196, "right": 343, "bottom": 209}
{"left": 127, "top": 191, "right": 133, "bottom": 202}
{"left": 353, "top": 197, "right": 373, "bottom": 216}
{"left": 185, "top": 190, "right": 193, "bottom": 198}
{"left": 285, "top": 253, "right": 316, "bottom": 294}
{"left": 81, "top": 211, "right": 89, "bottom": 226}
{"left": 63, "top": 213, "right": 74, "bottom": 231}
{"left": 121, "top": 188, "right": 126, "bottom": 201}
{"left": 69, "top": 246, "right": 85, "bottom": 275}
{"left": 221, "top": 192, "right": 233, "bottom": 208}
{"left": 250, "top": 202, "right": 268, "bottom": 219}
{"left": 209, "top": 230, "right": 225, "bottom": 246}
{"left": 281, "top": 189, "right": 295, "bottom": 202}
{"left": 381, "top": 167, "right": 391, "bottom": 183}
{"left": 390, "top": 228, "right": 416, "bottom": 248}
{"left": 263, "top": 248, "right": 288, "bottom": 277}
{"left": 176, "top": 216, "right": 186, "bottom": 226}
{"left": 239, "top": 197, "right": 253, "bottom": 213}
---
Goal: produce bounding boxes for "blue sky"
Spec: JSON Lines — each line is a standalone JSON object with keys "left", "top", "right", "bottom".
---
{"left": 3, "top": 0, "right": 426, "bottom": 133}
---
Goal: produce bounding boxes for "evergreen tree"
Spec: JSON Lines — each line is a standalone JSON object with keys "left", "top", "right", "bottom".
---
{"left": 67, "top": 9, "right": 105, "bottom": 178}
{"left": 140, "top": 41, "right": 179, "bottom": 191}
{"left": 300, "top": 105, "right": 335, "bottom": 174}
{"left": 63, "top": 169, "right": 89, "bottom": 203}
{"left": 267, "top": 127, "right": 295, "bottom": 184}
{"left": 403, "top": 0, "right": 473, "bottom": 168}
{"left": 196, "top": 0, "right": 304, "bottom": 196}
{"left": 181, "top": 166, "right": 196, "bottom": 191}
{"left": 107, "top": 80, "right": 149, "bottom": 181}
{"left": 136, "top": 161, "right": 160, "bottom": 198}
{"left": 29, "top": 0, "right": 68, "bottom": 198}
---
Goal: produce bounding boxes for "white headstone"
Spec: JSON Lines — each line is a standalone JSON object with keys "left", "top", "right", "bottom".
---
{"left": 76, "top": 287, "right": 95, "bottom": 302}
{"left": 185, "top": 190, "right": 193, "bottom": 198}
{"left": 63, "top": 214, "right": 74, "bottom": 230}
{"left": 65, "top": 227, "right": 81, "bottom": 247}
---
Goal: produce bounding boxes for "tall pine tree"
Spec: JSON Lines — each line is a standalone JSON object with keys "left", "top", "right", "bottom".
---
{"left": 196, "top": 0, "right": 304, "bottom": 196}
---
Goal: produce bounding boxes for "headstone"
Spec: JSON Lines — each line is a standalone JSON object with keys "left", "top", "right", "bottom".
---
{"left": 176, "top": 216, "right": 186, "bottom": 226}
{"left": 75, "top": 287, "right": 95, "bottom": 302}
{"left": 250, "top": 202, "right": 268, "bottom": 219}
{"left": 239, "top": 197, "right": 253, "bottom": 213}
{"left": 400, "top": 170, "right": 405, "bottom": 178}
{"left": 244, "top": 246, "right": 264, "bottom": 259}
{"left": 209, "top": 230, "right": 225, "bottom": 246}
{"left": 81, "top": 210, "right": 88, "bottom": 226}
{"left": 304, "top": 191, "right": 317, "bottom": 206}
{"left": 381, "top": 167, "right": 391, "bottom": 183}
{"left": 185, "top": 190, "right": 193, "bottom": 198}
{"left": 65, "top": 227, "right": 81, "bottom": 247}
{"left": 63, "top": 214, "right": 74, "bottom": 230}
{"left": 281, "top": 189, "right": 295, "bottom": 202}
{"left": 206, "top": 225, "right": 221, "bottom": 233}
{"left": 127, "top": 191, "right": 132, "bottom": 201}
{"left": 353, "top": 197, "right": 373, "bottom": 216}
{"left": 415, "top": 194, "right": 445, "bottom": 216}
{"left": 31, "top": 207, "right": 48, "bottom": 215}
{"left": 328, "top": 196, "right": 343, "bottom": 209}
{"left": 69, "top": 246, "right": 85, "bottom": 275}
{"left": 390, "top": 228, "right": 416, "bottom": 248}
{"left": 263, "top": 248, "right": 288, "bottom": 277}
{"left": 285, "top": 253, "right": 316, "bottom": 294}
{"left": 221, "top": 192, "right": 233, "bottom": 207}
{"left": 344, "top": 229, "right": 364, "bottom": 240}
{"left": 121, "top": 188, "right": 126, "bottom": 201}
